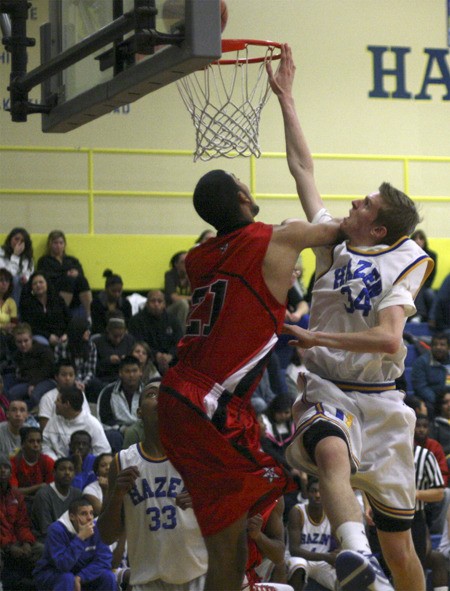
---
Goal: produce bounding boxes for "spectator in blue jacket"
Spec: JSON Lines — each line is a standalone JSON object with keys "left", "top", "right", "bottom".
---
{"left": 412, "top": 333, "right": 450, "bottom": 418}
{"left": 33, "top": 497, "right": 116, "bottom": 591}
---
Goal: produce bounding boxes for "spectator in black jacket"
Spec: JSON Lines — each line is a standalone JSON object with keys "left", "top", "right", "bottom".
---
{"left": 37, "top": 230, "right": 92, "bottom": 320}
{"left": 91, "top": 269, "right": 132, "bottom": 335}
{"left": 128, "top": 289, "right": 183, "bottom": 375}
{"left": 19, "top": 272, "right": 70, "bottom": 347}
{"left": 92, "top": 313, "right": 135, "bottom": 384}
{"left": 7, "top": 323, "right": 55, "bottom": 409}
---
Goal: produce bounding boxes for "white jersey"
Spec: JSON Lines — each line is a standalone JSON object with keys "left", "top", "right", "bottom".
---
{"left": 305, "top": 209, "right": 433, "bottom": 388}
{"left": 294, "top": 503, "right": 333, "bottom": 553}
{"left": 287, "top": 503, "right": 337, "bottom": 591}
{"left": 119, "top": 443, "right": 207, "bottom": 586}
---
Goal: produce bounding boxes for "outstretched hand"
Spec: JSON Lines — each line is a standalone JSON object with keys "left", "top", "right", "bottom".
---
{"left": 266, "top": 43, "right": 296, "bottom": 97}
{"left": 282, "top": 323, "right": 316, "bottom": 349}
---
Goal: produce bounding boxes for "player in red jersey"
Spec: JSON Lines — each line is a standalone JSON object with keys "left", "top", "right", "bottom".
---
{"left": 158, "top": 54, "right": 341, "bottom": 591}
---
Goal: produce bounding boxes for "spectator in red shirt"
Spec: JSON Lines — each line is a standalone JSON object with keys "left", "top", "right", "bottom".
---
{"left": 0, "top": 454, "right": 43, "bottom": 590}
{"left": 415, "top": 414, "right": 449, "bottom": 486}
{"left": 10, "top": 426, "right": 54, "bottom": 512}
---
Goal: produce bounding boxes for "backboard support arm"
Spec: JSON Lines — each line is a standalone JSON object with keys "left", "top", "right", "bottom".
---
{"left": 0, "top": 0, "right": 185, "bottom": 122}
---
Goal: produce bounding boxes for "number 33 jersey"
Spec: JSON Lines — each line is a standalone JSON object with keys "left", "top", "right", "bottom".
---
{"left": 118, "top": 443, "right": 207, "bottom": 586}
{"left": 306, "top": 209, "right": 434, "bottom": 386}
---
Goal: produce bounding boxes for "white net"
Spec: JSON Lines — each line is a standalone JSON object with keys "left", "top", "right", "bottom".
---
{"left": 177, "top": 41, "right": 280, "bottom": 161}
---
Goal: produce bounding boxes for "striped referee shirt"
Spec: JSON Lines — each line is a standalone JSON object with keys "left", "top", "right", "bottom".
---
{"left": 414, "top": 445, "right": 445, "bottom": 512}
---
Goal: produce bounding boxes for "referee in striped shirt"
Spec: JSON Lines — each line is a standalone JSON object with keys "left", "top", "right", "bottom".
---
{"left": 413, "top": 421, "right": 447, "bottom": 591}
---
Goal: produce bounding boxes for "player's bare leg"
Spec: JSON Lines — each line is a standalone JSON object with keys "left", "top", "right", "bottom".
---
{"left": 204, "top": 513, "right": 248, "bottom": 591}
{"left": 377, "top": 529, "right": 425, "bottom": 591}
{"left": 314, "top": 436, "right": 393, "bottom": 590}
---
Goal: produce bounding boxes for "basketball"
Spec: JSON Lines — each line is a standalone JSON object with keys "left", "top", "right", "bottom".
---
{"left": 221, "top": 0, "right": 228, "bottom": 33}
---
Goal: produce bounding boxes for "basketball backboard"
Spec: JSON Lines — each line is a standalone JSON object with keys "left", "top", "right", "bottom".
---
{"left": 34, "top": 0, "right": 222, "bottom": 132}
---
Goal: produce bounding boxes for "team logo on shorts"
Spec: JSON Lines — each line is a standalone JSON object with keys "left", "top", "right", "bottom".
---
{"left": 345, "top": 413, "right": 354, "bottom": 428}
{"left": 262, "top": 467, "right": 280, "bottom": 483}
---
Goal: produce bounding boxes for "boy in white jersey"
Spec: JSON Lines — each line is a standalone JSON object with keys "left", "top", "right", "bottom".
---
{"left": 97, "top": 380, "right": 207, "bottom": 591}
{"left": 268, "top": 45, "right": 433, "bottom": 591}
{"left": 287, "top": 477, "right": 338, "bottom": 591}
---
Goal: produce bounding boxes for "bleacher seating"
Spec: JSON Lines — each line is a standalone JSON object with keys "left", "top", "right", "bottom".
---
{"left": 405, "top": 321, "right": 432, "bottom": 338}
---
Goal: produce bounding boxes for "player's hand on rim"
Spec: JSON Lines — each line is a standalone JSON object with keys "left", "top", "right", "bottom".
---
{"left": 266, "top": 43, "right": 295, "bottom": 97}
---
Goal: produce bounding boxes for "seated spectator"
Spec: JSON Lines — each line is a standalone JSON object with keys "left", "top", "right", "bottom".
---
{"left": 286, "top": 477, "right": 339, "bottom": 591}
{"left": 54, "top": 317, "right": 104, "bottom": 402}
{"left": 93, "top": 312, "right": 135, "bottom": 384}
{"left": 10, "top": 427, "right": 54, "bottom": 511}
{"left": 31, "top": 457, "right": 82, "bottom": 540}
{"left": 252, "top": 368, "right": 278, "bottom": 415}
{"left": 42, "top": 385, "right": 111, "bottom": 460}
{"left": 38, "top": 360, "right": 90, "bottom": 431}
{"left": 0, "top": 227, "right": 34, "bottom": 305}
{"left": 410, "top": 229, "right": 438, "bottom": 322}
{"left": 19, "top": 272, "right": 70, "bottom": 347}
{"left": 37, "top": 229, "right": 93, "bottom": 320}
{"left": 0, "top": 400, "right": 28, "bottom": 456}
{"left": 430, "top": 273, "right": 450, "bottom": 338}
{"left": 69, "top": 430, "right": 97, "bottom": 492}
{"left": 0, "top": 454, "right": 43, "bottom": 591}
{"left": 33, "top": 498, "right": 115, "bottom": 591}
{"left": 404, "top": 394, "right": 428, "bottom": 417}
{"left": 82, "top": 452, "right": 113, "bottom": 516}
{"left": 91, "top": 269, "right": 132, "bottom": 335}
{"left": 412, "top": 333, "right": 450, "bottom": 417}
{"left": 0, "top": 268, "right": 18, "bottom": 335}
{"left": 431, "top": 392, "right": 450, "bottom": 465}
{"left": 414, "top": 414, "right": 449, "bottom": 486}
{"left": 7, "top": 323, "right": 55, "bottom": 409}
{"left": 97, "top": 355, "right": 143, "bottom": 451}
{"left": 131, "top": 340, "right": 160, "bottom": 383}
{"left": 128, "top": 289, "right": 183, "bottom": 375}
{"left": 164, "top": 251, "right": 191, "bottom": 331}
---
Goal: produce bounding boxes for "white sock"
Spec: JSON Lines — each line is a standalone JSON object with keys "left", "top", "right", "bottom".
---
{"left": 434, "top": 587, "right": 447, "bottom": 591}
{"left": 336, "top": 521, "right": 372, "bottom": 553}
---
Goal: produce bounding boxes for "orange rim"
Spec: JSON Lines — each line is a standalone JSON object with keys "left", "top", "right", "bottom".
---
{"left": 213, "top": 39, "right": 282, "bottom": 65}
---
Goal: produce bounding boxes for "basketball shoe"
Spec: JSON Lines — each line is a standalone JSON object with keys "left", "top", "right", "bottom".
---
{"left": 335, "top": 550, "right": 393, "bottom": 591}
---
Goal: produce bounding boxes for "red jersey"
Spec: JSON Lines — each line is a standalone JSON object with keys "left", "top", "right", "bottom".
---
{"left": 159, "top": 222, "right": 295, "bottom": 537}
{"left": 173, "top": 222, "right": 285, "bottom": 407}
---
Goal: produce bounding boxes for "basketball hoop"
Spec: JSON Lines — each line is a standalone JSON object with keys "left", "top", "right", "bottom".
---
{"left": 177, "top": 39, "right": 282, "bottom": 161}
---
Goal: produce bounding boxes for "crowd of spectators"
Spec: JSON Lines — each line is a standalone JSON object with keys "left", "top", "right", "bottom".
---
{"left": 1, "top": 225, "right": 449, "bottom": 590}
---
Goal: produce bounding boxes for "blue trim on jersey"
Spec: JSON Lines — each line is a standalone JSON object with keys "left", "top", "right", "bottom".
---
{"left": 346, "top": 236, "right": 409, "bottom": 257}
{"left": 393, "top": 255, "right": 433, "bottom": 285}
{"left": 332, "top": 379, "right": 396, "bottom": 393}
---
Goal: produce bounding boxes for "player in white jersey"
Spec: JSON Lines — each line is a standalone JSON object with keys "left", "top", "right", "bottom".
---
{"left": 287, "top": 477, "right": 338, "bottom": 591}
{"left": 97, "top": 380, "right": 207, "bottom": 591}
{"left": 268, "top": 45, "right": 433, "bottom": 591}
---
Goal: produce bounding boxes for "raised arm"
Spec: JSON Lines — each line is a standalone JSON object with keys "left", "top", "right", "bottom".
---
{"left": 267, "top": 43, "right": 323, "bottom": 222}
